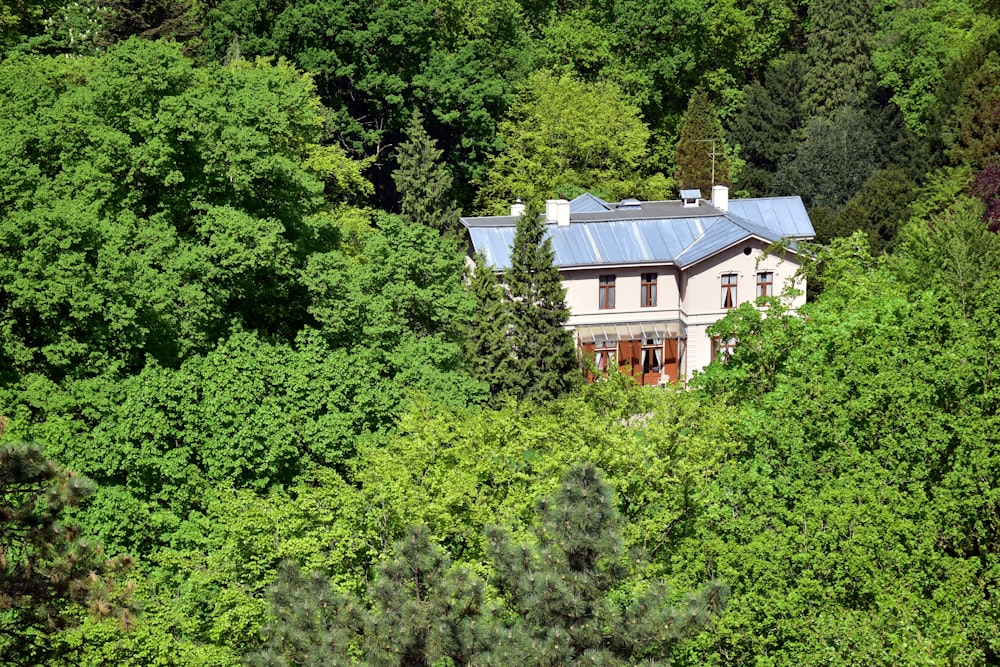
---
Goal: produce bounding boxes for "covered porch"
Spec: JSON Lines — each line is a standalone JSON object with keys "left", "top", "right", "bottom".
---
{"left": 575, "top": 321, "right": 686, "bottom": 386}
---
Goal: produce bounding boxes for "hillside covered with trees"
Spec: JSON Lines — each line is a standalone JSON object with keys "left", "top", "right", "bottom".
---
{"left": 2, "top": 0, "right": 1000, "bottom": 664}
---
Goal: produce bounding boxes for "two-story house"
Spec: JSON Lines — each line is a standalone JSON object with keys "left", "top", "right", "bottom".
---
{"left": 461, "top": 186, "right": 815, "bottom": 383}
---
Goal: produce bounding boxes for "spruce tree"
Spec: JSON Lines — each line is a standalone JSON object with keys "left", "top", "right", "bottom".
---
{"left": 729, "top": 56, "right": 807, "bottom": 196}
{"left": 802, "top": 0, "right": 877, "bottom": 116}
{"left": 504, "top": 201, "right": 580, "bottom": 402}
{"left": 482, "top": 464, "right": 729, "bottom": 665}
{"left": 392, "top": 109, "right": 460, "bottom": 234}
{"left": 467, "top": 253, "right": 519, "bottom": 399}
{"left": 675, "top": 88, "right": 732, "bottom": 194}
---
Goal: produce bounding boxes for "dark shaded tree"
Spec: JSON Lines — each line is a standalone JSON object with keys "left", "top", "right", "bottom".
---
{"left": 0, "top": 442, "right": 134, "bottom": 665}
{"left": 504, "top": 201, "right": 580, "bottom": 402}
{"left": 675, "top": 87, "right": 732, "bottom": 194}
{"left": 97, "top": 0, "right": 204, "bottom": 47}
{"left": 466, "top": 253, "right": 518, "bottom": 399}
{"left": 728, "top": 56, "right": 806, "bottom": 196}
{"left": 392, "top": 109, "right": 460, "bottom": 234}
{"left": 944, "top": 51, "right": 1000, "bottom": 169}
{"left": 803, "top": 0, "right": 877, "bottom": 116}
{"left": 969, "top": 163, "right": 1000, "bottom": 231}
{"left": 772, "top": 107, "right": 883, "bottom": 212}
{"left": 482, "top": 463, "right": 728, "bottom": 665}
{"left": 814, "top": 167, "right": 918, "bottom": 251}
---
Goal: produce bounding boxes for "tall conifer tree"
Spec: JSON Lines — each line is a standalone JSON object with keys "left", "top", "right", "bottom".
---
{"left": 392, "top": 109, "right": 460, "bottom": 234}
{"left": 803, "top": 0, "right": 877, "bottom": 116}
{"left": 503, "top": 201, "right": 580, "bottom": 401}
{"left": 467, "top": 253, "right": 518, "bottom": 398}
{"left": 675, "top": 88, "right": 732, "bottom": 194}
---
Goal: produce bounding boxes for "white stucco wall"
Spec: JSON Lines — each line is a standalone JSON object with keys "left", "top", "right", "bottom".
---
{"left": 683, "top": 240, "right": 806, "bottom": 377}
{"left": 563, "top": 266, "right": 682, "bottom": 326}
{"left": 558, "top": 241, "right": 806, "bottom": 380}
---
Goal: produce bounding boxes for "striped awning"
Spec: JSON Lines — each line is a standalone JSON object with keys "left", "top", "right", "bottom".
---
{"left": 573, "top": 321, "right": 685, "bottom": 344}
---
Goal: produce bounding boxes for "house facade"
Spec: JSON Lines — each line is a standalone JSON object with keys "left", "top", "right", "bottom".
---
{"left": 461, "top": 186, "right": 814, "bottom": 384}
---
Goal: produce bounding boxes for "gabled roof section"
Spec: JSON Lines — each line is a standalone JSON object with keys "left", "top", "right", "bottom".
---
{"left": 569, "top": 192, "right": 613, "bottom": 213}
{"left": 462, "top": 193, "right": 814, "bottom": 270}
{"left": 673, "top": 216, "right": 783, "bottom": 267}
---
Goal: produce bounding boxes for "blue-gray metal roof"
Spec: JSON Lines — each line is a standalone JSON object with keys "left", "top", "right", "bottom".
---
{"left": 728, "top": 197, "right": 813, "bottom": 238}
{"left": 463, "top": 194, "right": 814, "bottom": 270}
{"left": 569, "top": 193, "right": 613, "bottom": 213}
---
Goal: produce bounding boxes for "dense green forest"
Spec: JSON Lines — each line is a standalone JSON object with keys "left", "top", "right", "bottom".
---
{"left": 2, "top": 0, "right": 1000, "bottom": 663}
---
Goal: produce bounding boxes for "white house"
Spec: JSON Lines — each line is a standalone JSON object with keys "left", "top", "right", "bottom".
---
{"left": 461, "top": 186, "right": 815, "bottom": 384}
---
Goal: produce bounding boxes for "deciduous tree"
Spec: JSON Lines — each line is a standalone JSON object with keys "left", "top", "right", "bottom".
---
{"left": 476, "top": 71, "right": 666, "bottom": 212}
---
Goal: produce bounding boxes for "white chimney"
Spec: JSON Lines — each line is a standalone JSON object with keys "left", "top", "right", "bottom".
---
{"left": 510, "top": 198, "right": 526, "bottom": 217}
{"left": 711, "top": 185, "right": 729, "bottom": 212}
{"left": 546, "top": 198, "right": 571, "bottom": 226}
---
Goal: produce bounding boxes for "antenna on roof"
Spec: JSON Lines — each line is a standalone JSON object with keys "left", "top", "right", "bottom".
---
{"left": 691, "top": 139, "right": 718, "bottom": 187}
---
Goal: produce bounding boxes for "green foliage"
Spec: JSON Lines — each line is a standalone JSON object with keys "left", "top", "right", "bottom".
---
{"left": 675, "top": 87, "right": 733, "bottom": 193}
{"left": 365, "top": 526, "right": 488, "bottom": 666}
{"left": 4, "top": 209, "right": 482, "bottom": 556}
{"left": 249, "top": 561, "right": 361, "bottom": 666}
{"left": 466, "top": 253, "right": 518, "bottom": 399}
{"left": 391, "top": 109, "right": 461, "bottom": 233}
{"left": 482, "top": 463, "right": 728, "bottom": 665}
{"left": 812, "top": 166, "right": 918, "bottom": 252}
{"left": 352, "top": 385, "right": 733, "bottom": 584}
{"left": 672, "top": 222, "right": 1000, "bottom": 664}
{"left": 0, "top": 41, "right": 349, "bottom": 381}
{"left": 0, "top": 443, "right": 134, "bottom": 666}
{"left": 907, "top": 165, "right": 974, "bottom": 224}
{"left": 5, "top": 0, "right": 1000, "bottom": 663}
{"left": 502, "top": 202, "right": 580, "bottom": 402}
{"left": 772, "top": 107, "right": 884, "bottom": 212}
{"left": 252, "top": 526, "right": 488, "bottom": 667}
{"left": 476, "top": 70, "right": 667, "bottom": 212}
{"left": 695, "top": 291, "right": 806, "bottom": 403}
{"left": 728, "top": 55, "right": 806, "bottom": 196}
{"left": 200, "top": 0, "right": 529, "bottom": 203}
{"left": 803, "top": 0, "right": 877, "bottom": 116}
{"left": 251, "top": 462, "right": 729, "bottom": 667}
{"left": 874, "top": 0, "right": 998, "bottom": 136}
{"left": 302, "top": 210, "right": 485, "bottom": 408}
{"left": 98, "top": 0, "right": 205, "bottom": 46}
{"left": 943, "top": 50, "right": 1000, "bottom": 168}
